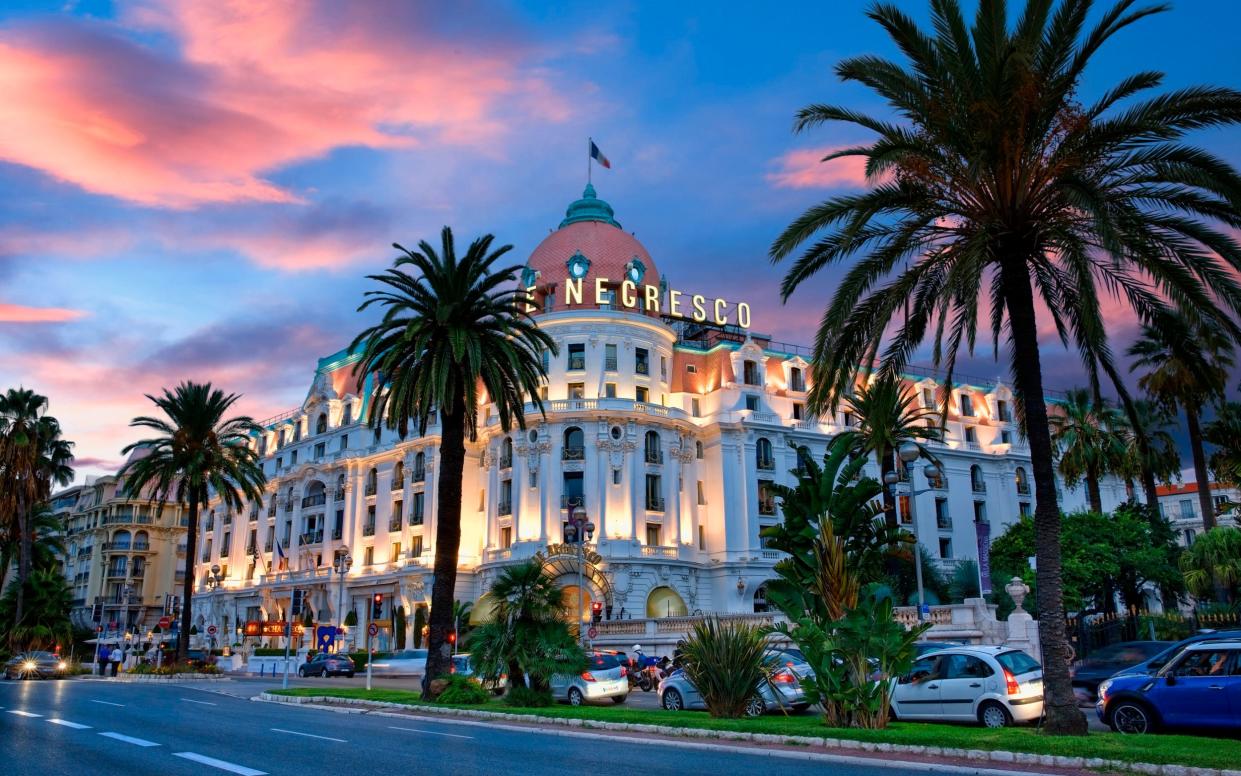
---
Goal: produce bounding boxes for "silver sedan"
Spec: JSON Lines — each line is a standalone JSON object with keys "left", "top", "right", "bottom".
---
{"left": 658, "top": 664, "right": 810, "bottom": 716}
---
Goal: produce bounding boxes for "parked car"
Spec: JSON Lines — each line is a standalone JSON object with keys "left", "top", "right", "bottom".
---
{"left": 369, "top": 649, "right": 427, "bottom": 676}
{"left": 890, "top": 645, "right": 1043, "bottom": 728}
{"left": 914, "top": 640, "right": 965, "bottom": 658}
{"left": 297, "top": 651, "right": 356, "bottom": 678}
{"left": 3, "top": 651, "right": 68, "bottom": 680}
{"left": 451, "top": 654, "right": 508, "bottom": 695}
{"left": 1097, "top": 639, "right": 1241, "bottom": 734}
{"left": 550, "top": 650, "right": 629, "bottom": 706}
{"left": 658, "top": 660, "right": 811, "bottom": 716}
{"left": 1108, "top": 630, "right": 1241, "bottom": 680}
{"left": 1070, "top": 641, "right": 1170, "bottom": 702}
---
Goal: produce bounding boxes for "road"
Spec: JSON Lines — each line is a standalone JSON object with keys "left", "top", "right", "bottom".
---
{"left": 1, "top": 678, "right": 1010, "bottom": 776}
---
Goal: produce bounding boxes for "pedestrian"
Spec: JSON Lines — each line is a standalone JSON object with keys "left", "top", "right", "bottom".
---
{"left": 110, "top": 647, "right": 121, "bottom": 677}
{"left": 96, "top": 645, "right": 110, "bottom": 676}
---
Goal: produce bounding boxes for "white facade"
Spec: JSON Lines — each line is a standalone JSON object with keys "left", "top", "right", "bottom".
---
{"left": 191, "top": 186, "right": 1118, "bottom": 649}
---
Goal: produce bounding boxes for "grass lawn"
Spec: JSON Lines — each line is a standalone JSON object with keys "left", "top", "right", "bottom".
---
{"left": 267, "top": 687, "right": 1237, "bottom": 771}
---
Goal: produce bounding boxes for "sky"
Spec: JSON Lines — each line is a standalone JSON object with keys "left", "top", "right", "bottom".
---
{"left": 1, "top": 0, "right": 1239, "bottom": 483}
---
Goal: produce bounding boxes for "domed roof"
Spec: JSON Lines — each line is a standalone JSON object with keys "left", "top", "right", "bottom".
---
{"left": 524, "top": 185, "right": 660, "bottom": 308}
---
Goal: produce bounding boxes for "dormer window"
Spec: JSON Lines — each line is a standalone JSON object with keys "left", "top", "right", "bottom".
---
{"left": 626, "top": 257, "right": 646, "bottom": 284}
{"left": 789, "top": 367, "right": 804, "bottom": 393}
{"left": 566, "top": 252, "right": 591, "bottom": 280}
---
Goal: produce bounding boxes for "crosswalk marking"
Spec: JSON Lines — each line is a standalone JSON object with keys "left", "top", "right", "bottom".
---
{"left": 181, "top": 698, "right": 217, "bottom": 706}
{"left": 270, "top": 727, "right": 346, "bottom": 742}
{"left": 48, "top": 718, "right": 91, "bottom": 729}
{"left": 98, "top": 731, "right": 159, "bottom": 747}
{"left": 89, "top": 700, "right": 125, "bottom": 707}
{"left": 8, "top": 710, "right": 42, "bottom": 717}
{"left": 173, "top": 752, "right": 267, "bottom": 775}
{"left": 388, "top": 725, "right": 474, "bottom": 739}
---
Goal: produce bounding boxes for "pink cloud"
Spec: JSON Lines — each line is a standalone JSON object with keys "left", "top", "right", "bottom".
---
{"left": 766, "top": 146, "right": 872, "bottom": 190}
{"left": 0, "top": 2, "right": 571, "bottom": 208}
{"left": 0, "top": 303, "right": 87, "bottom": 323}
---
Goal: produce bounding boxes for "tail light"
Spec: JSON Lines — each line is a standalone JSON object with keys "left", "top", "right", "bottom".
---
{"left": 620, "top": 666, "right": 627, "bottom": 677}
{"left": 449, "top": 664, "right": 457, "bottom": 674}
{"left": 772, "top": 671, "right": 796, "bottom": 685}
{"left": 1003, "top": 668, "right": 1019, "bottom": 696}
{"left": 581, "top": 671, "right": 597, "bottom": 682}
{"left": 500, "top": 674, "right": 507, "bottom": 681}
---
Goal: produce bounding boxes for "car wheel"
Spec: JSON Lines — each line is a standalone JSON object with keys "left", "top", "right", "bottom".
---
{"left": 662, "top": 688, "right": 684, "bottom": 711}
{"left": 611, "top": 695, "right": 627, "bottom": 704}
{"left": 978, "top": 701, "right": 1012, "bottom": 729}
{"left": 297, "top": 667, "right": 307, "bottom": 678}
{"left": 1110, "top": 701, "right": 1155, "bottom": 734}
{"left": 568, "top": 687, "right": 584, "bottom": 706}
{"left": 744, "top": 695, "right": 766, "bottom": 718}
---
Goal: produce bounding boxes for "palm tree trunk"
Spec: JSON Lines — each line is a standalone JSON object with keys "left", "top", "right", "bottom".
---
{"left": 179, "top": 497, "right": 199, "bottom": 662}
{"left": 1185, "top": 407, "right": 1216, "bottom": 531}
{"left": 1000, "top": 256, "right": 1087, "bottom": 735}
{"left": 1141, "top": 468, "right": 1160, "bottom": 516}
{"left": 1086, "top": 474, "right": 1103, "bottom": 514}
{"left": 880, "top": 446, "right": 898, "bottom": 531}
{"left": 423, "top": 403, "right": 466, "bottom": 699}
{"left": 14, "top": 485, "right": 29, "bottom": 637}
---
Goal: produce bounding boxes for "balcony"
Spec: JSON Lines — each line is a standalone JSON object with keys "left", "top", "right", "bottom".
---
{"left": 936, "top": 515, "right": 953, "bottom": 530}
{"left": 302, "top": 493, "right": 327, "bottom": 509}
{"left": 646, "top": 496, "right": 666, "bottom": 512}
{"left": 756, "top": 457, "right": 775, "bottom": 471}
{"left": 282, "top": 500, "right": 294, "bottom": 512}
{"left": 132, "top": 541, "right": 150, "bottom": 551}
{"left": 561, "top": 495, "right": 585, "bottom": 510}
{"left": 299, "top": 530, "right": 324, "bottom": 546}
{"left": 331, "top": 527, "right": 343, "bottom": 541}
{"left": 562, "top": 446, "right": 585, "bottom": 461}
{"left": 635, "top": 360, "right": 649, "bottom": 376}
{"left": 77, "top": 547, "right": 93, "bottom": 559}
{"left": 130, "top": 568, "right": 145, "bottom": 580}
{"left": 264, "top": 541, "right": 273, "bottom": 552}
{"left": 499, "top": 454, "right": 512, "bottom": 470}
{"left": 107, "top": 570, "right": 128, "bottom": 580}
{"left": 364, "top": 483, "right": 377, "bottom": 497}
{"left": 604, "top": 356, "right": 618, "bottom": 371}
{"left": 498, "top": 500, "right": 512, "bottom": 516}
{"left": 101, "top": 542, "right": 132, "bottom": 552}
{"left": 644, "top": 448, "right": 664, "bottom": 465}
{"left": 204, "top": 521, "right": 215, "bottom": 532}
{"left": 641, "top": 545, "right": 678, "bottom": 558}
{"left": 267, "top": 504, "right": 276, "bottom": 517}
{"left": 1016, "top": 482, "right": 1031, "bottom": 495}
{"left": 222, "top": 514, "right": 233, "bottom": 526}
{"left": 972, "top": 482, "right": 987, "bottom": 494}
{"left": 245, "top": 543, "right": 256, "bottom": 556}
{"left": 758, "top": 500, "right": 777, "bottom": 516}
{"left": 388, "top": 518, "right": 402, "bottom": 532}
{"left": 411, "top": 512, "right": 424, "bottom": 527}
{"left": 363, "top": 524, "right": 376, "bottom": 537}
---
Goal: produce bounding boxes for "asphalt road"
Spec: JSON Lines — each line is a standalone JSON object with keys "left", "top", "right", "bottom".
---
{"left": 1, "top": 678, "right": 1003, "bottom": 776}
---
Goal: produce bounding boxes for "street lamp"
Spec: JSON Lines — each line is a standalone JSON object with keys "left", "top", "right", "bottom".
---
{"left": 205, "top": 565, "right": 225, "bottom": 650}
{"left": 885, "top": 442, "right": 939, "bottom": 621}
{"left": 333, "top": 547, "right": 352, "bottom": 653}
{"left": 564, "top": 506, "right": 595, "bottom": 646}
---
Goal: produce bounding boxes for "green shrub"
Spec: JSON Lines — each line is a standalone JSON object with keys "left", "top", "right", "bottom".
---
{"left": 679, "top": 616, "right": 769, "bottom": 718}
{"left": 436, "top": 674, "right": 490, "bottom": 705}
{"left": 504, "top": 685, "right": 552, "bottom": 707}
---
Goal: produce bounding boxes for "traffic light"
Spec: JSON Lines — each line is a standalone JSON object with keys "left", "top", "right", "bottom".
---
{"left": 591, "top": 601, "right": 603, "bottom": 624}
{"left": 371, "top": 593, "right": 383, "bottom": 619}
{"left": 447, "top": 630, "right": 456, "bottom": 645}
{"left": 291, "top": 589, "right": 305, "bottom": 616}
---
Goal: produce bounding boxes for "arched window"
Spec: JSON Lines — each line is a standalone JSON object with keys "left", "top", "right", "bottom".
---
{"left": 756, "top": 437, "right": 774, "bottom": 470}
{"left": 342, "top": 403, "right": 353, "bottom": 425}
{"left": 133, "top": 530, "right": 149, "bottom": 550}
{"left": 335, "top": 473, "right": 346, "bottom": 498}
{"left": 293, "top": 421, "right": 302, "bottom": 443}
{"left": 970, "top": 465, "right": 985, "bottom": 493}
{"left": 795, "top": 445, "right": 813, "bottom": 476}
{"left": 501, "top": 437, "right": 513, "bottom": 467}
{"left": 316, "top": 413, "right": 327, "bottom": 434}
{"left": 753, "top": 582, "right": 771, "bottom": 613}
{"left": 645, "top": 430, "right": 662, "bottom": 464}
{"left": 563, "top": 427, "right": 585, "bottom": 460}
{"left": 646, "top": 586, "right": 688, "bottom": 618}
{"left": 367, "top": 468, "right": 378, "bottom": 494}
{"left": 111, "top": 529, "right": 131, "bottom": 550}
{"left": 1014, "top": 467, "right": 1029, "bottom": 495}
{"left": 393, "top": 460, "right": 405, "bottom": 490}
{"left": 414, "top": 451, "right": 426, "bottom": 481}
{"left": 695, "top": 440, "right": 704, "bottom": 459}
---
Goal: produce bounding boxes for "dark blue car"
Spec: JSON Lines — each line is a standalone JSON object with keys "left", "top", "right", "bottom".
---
{"left": 1096, "top": 640, "right": 1241, "bottom": 733}
{"left": 1108, "top": 629, "right": 1241, "bottom": 680}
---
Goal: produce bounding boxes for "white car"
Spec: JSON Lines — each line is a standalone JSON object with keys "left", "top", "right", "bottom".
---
{"left": 368, "top": 648, "right": 427, "bottom": 676}
{"left": 549, "top": 651, "right": 629, "bottom": 706}
{"left": 891, "top": 645, "right": 1043, "bottom": 728}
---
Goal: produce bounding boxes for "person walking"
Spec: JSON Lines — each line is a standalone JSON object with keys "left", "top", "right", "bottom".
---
{"left": 96, "top": 645, "right": 110, "bottom": 676}
{"left": 110, "top": 646, "right": 121, "bottom": 677}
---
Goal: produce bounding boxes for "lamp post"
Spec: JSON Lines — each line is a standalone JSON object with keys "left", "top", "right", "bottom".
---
{"left": 206, "top": 564, "right": 225, "bottom": 650}
{"left": 564, "top": 506, "right": 595, "bottom": 647}
{"left": 884, "top": 442, "right": 940, "bottom": 622}
{"left": 333, "top": 547, "right": 352, "bottom": 653}
{"left": 119, "top": 583, "right": 133, "bottom": 664}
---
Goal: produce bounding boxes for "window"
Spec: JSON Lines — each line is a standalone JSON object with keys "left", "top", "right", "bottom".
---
{"left": 499, "top": 479, "right": 513, "bottom": 515}
{"left": 943, "top": 654, "right": 993, "bottom": 679}
{"left": 333, "top": 510, "right": 343, "bottom": 540}
{"left": 339, "top": 435, "right": 348, "bottom": 452}
{"left": 366, "top": 468, "right": 378, "bottom": 495}
{"left": 660, "top": 356, "right": 668, "bottom": 380}
{"left": 645, "top": 523, "right": 662, "bottom": 546}
{"left": 1179, "top": 499, "right": 1195, "bottom": 519}
{"left": 970, "top": 465, "right": 985, "bottom": 492}
{"left": 841, "top": 411, "right": 855, "bottom": 427}
{"left": 921, "top": 387, "right": 935, "bottom": 408}
{"left": 635, "top": 348, "right": 649, "bottom": 375}
{"left": 935, "top": 498, "right": 950, "bottom": 530}
{"left": 541, "top": 348, "right": 550, "bottom": 373}
{"left": 695, "top": 440, "right": 704, "bottom": 459}
{"left": 997, "top": 400, "right": 1011, "bottom": 422}
{"left": 964, "top": 426, "right": 977, "bottom": 444}
{"left": 1019, "top": 501, "right": 1031, "bottom": 517}
{"left": 758, "top": 480, "right": 776, "bottom": 515}
{"left": 742, "top": 360, "right": 760, "bottom": 386}
{"left": 1015, "top": 467, "right": 1030, "bottom": 494}
{"left": 604, "top": 343, "right": 617, "bottom": 371}
{"left": 391, "top": 500, "right": 403, "bottom": 529}
{"left": 959, "top": 394, "right": 974, "bottom": 417}
{"left": 363, "top": 546, "right": 374, "bottom": 566}
{"left": 604, "top": 383, "right": 617, "bottom": 398}
{"left": 390, "top": 541, "right": 401, "bottom": 562}
{"left": 790, "top": 367, "right": 804, "bottom": 392}
{"left": 500, "top": 438, "right": 513, "bottom": 468}
{"left": 563, "top": 427, "right": 585, "bottom": 460}
{"left": 745, "top": 394, "right": 759, "bottom": 411}
{"left": 291, "top": 450, "right": 298, "bottom": 465}
{"left": 697, "top": 481, "right": 706, "bottom": 505}
{"left": 636, "top": 386, "right": 649, "bottom": 403}
{"left": 938, "top": 537, "right": 952, "bottom": 558}
{"left": 563, "top": 471, "right": 584, "bottom": 509}
{"left": 365, "top": 505, "right": 376, "bottom": 535}
{"left": 898, "top": 495, "right": 911, "bottom": 524}
{"left": 792, "top": 403, "right": 803, "bottom": 420}
{"left": 500, "top": 526, "right": 512, "bottom": 549}
{"left": 612, "top": 469, "right": 621, "bottom": 485}
{"left": 530, "top": 470, "right": 539, "bottom": 488}
{"left": 973, "top": 500, "right": 987, "bottom": 522}
{"left": 316, "top": 414, "right": 327, "bottom": 434}
{"left": 1001, "top": 429, "right": 1012, "bottom": 445}
{"left": 412, "top": 492, "right": 424, "bottom": 526}
{"left": 342, "top": 404, "right": 353, "bottom": 425}
{"left": 393, "top": 460, "right": 405, "bottom": 489}
{"left": 756, "top": 437, "right": 774, "bottom": 470}
{"left": 645, "top": 474, "right": 664, "bottom": 511}
{"left": 568, "top": 343, "right": 586, "bottom": 371}
{"left": 644, "top": 431, "right": 662, "bottom": 463}
{"left": 691, "top": 398, "right": 701, "bottom": 417}
{"left": 414, "top": 451, "right": 426, "bottom": 481}
{"left": 568, "top": 383, "right": 585, "bottom": 400}
{"left": 686, "top": 364, "right": 698, "bottom": 374}
{"left": 698, "top": 525, "right": 705, "bottom": 550}
{"left": 1171, "top": 649, "right": 1234, "bottom": 677}
{"left": 410, "top": 535, "right": 423, "bottom": 557}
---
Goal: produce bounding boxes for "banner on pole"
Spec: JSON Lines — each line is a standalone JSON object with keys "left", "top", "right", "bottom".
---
{"left": 975, "top": 520, "right": 993, "bottom": 595}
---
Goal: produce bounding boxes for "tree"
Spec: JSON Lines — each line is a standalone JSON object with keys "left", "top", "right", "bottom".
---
{"left": 0, "top": 567, "right": 73, "bottom": 651}
{"left": 769, "top": 1, "right": 1241, "bottom": 734}
{"left": 1205, "top": 402, "right": 1241, "bottom": 486}
{"left": 1049, "top": 388, "right": 1126, "bottom": 513}
{"left": 0, "top": 504, "right": 66, "bottom": 594}
{"left": 1119, "top": 400, "right": 1180, "bottom": 510}
{"left": 838, "top": 372, "right": 941, "bottom": 530}
{"left": 120, "top": 382, "right": 267, "bottom": 662}
{"left": 1180, "top": 527, "right": 1241, "bottom": 604}
{"left": 1129, "top": 317, "right": 1234, "bottom": 530}
{"left": 466, "top": 561, "right": 584, "bottom": 696}
{"left": 0, "top": 388, "right": 74, "bottom": 635}
{"left": 351, "top": 227, "right": 555, "bottom": 698}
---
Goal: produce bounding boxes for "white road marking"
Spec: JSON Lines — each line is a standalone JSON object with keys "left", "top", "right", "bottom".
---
{"left": 48, "top": 718, "right": 91, "bottom": 729}
{"left": 8, "top": 710, "right": 42, "bottom": 717}
{"left": 270, "top": 727, "right": 346, "bottom": 742}
{"left": 180, "top": 698, "right": 217, "bottom": 706}
{"left": 98, "top": 731, "right": 159, "bottom": 747}
{"left": 387, "top": 725, "right": 473, "bottom": 739}
{"left": 173, "top": 752, "right": 267, "bottom": 775}
{"left": 89, "top": 700, "right": 125, "bottom": 707}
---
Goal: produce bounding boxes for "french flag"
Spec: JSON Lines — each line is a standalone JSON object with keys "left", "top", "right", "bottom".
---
{"left": 590, "top": 140, "right": 611, "bottom": 169}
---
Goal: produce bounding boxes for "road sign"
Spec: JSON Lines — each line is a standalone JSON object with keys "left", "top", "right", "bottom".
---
{"left": 367, "top": 622, "right": 379, "bottom": 637}
{"left": 206, "top": 624, "right": 218, "bottom": 636}
{"left": 158, "top": 616, "right": 171, "bottom": 629}
{"left": 587, "top": 626, "right": 597, "bottom": 639}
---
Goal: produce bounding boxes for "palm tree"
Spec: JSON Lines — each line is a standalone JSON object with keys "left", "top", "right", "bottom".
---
{"left": 838, "top": 372, "right": 941, "bottom": 530}
{"left": 119, "top": 382, "right": 266, "bottom": 661}
{"left": 1119, "top": 399, "right": 1180, "bottom": 510}
{"left": 1206, "top": 402, "right": 1241, "bottom": 486}
{"left": 769, "top": 1, "right": 1241, "bottom": 734}
{"left": 0, "top": 567, "right": 74, "bottom": 651}
{"left": 351, "top": 227, "right": 555, "bottom": 697}
{"left": 1129, "top": 318, "right": 1234, "bottom": 530}
{"left": 0, "top": 388, "right": 74, "bottom": 632}
{"left": 1180, "top": 527, "right": 1241, "bottom": 604}
{"left": 0, "top": 504, "right": 66, "bottom": 593}
{"left": 1049, "top": 388, "right": 1126, "bottom": 513}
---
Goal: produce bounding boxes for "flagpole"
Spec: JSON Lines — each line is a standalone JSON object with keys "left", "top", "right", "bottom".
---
{"left": 587, "top": 137, "right": 592, "bottom": 185}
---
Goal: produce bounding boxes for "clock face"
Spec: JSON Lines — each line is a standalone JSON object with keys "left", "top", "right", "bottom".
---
{"left": 627, "top": 258, "right": 645, "bottom": 283}
{"left": 567, "top": 252, "right": 590, "bottom": 280}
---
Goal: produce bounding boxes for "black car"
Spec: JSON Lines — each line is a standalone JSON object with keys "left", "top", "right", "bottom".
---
{"left": 298, "top": 652, "right": 355, "bottom": 678}
{"left": 1109, "top": 630, "right": 1241, "bottom": 681}
{"left": 4, "top": 651, "right": 68, "bottom": 680}
{"left": 1070, "top": 640, "right": 1170, "bottom": 701}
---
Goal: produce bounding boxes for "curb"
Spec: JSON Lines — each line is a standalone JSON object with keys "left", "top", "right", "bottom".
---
{"left": 256, "top": 692, "right": 1226, "bottom": 776}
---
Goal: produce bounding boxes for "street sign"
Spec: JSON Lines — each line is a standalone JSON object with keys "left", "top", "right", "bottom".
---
{"left": 158, "top": 616, "right": 171, "bottom": 629}
{"left": 587, "top": 626, "right": 597, "bottom": 639}
{"left": 367, "top": 622, "right": 379, "bottom": 637}
{"left": 206, "top": 624, "right": 218, "bottom": 636}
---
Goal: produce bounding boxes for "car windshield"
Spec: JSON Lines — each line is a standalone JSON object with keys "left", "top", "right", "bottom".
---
{"left": 588, "top": 653, "right": 625, "bottom": 670}
{"left": 996, "top": 651, "right": 1041, "bottom": 676}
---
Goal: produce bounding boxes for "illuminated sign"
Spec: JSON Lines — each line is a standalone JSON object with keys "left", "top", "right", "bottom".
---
{"left": 528, "top": 278, "right": 752, "bottom": 330}
{"left": 246, "top": 620, "right": 306, "bottom": 637}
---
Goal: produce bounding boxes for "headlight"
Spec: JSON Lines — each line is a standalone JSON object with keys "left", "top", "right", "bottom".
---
{"left": 22, "top": 661, "right": 37, "bottom": 671}
{"left": 1097, "top": 679, "right": 1113, "bottom": 700}
{"left": 57, "top": 661, "right": 67, "bottom": 670}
